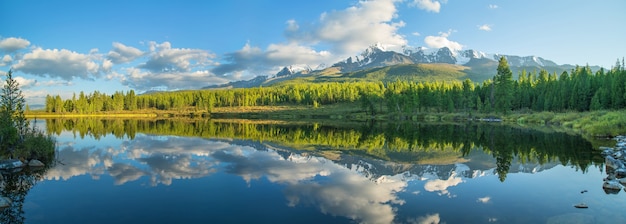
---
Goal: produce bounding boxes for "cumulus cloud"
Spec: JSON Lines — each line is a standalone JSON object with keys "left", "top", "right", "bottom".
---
{"left": 0, "top": 37, "right": 31, "bottom": 52}
{"left": 138, "top": 41, "right": 215, "bottom": 73}
{"left": 424, "top": 30, "right": 464, "bottom": 52}
{"left": 212, "top": 42, "right": 331, "bottom": 76}
{"left": 0, "top": 55, "right": 12, "bottom": 66}
{"left": 14, "top": 76, "right": 37, "bottom": 88}
{"left": 478, "top": 24, "right": 492, "bottom": 31}
{"left": 122, "top": 68, "right": 227, "bottom": 91}
{"left": 289, "top": 0, "right": 407, "bottom": 54}
{"left": 106, "top": 42, "right": 144, "bottom": 64}
{"left": 488, "top": 4, "right": 498, "bottom": 9}
{"left": 12, "top": 48, "right": 100, "bottom": 80}
{"left": 216, "top": 0, "right": 407, "bottom": 76}
{"left": 410, "top": 0, "right": 441, "bottom": 13}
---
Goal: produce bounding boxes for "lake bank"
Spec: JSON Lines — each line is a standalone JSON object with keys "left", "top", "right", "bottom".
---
{"left": 26, "top": 103, "right": 626, "bottom": 137}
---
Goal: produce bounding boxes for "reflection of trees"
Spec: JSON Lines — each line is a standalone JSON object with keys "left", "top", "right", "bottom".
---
{"left": 46, "top": 118, "right": 601, "bottom": 181}
{"left": 0, "top": 168, "right": 48, "bottom": 224}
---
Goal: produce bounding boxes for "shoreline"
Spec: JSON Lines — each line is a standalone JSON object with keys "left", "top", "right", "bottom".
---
{"left": 25, "top": 105, "right": 626, "bottom": 137}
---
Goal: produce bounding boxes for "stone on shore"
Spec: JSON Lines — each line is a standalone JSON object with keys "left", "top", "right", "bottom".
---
{"left": 28, "top": 159, "right": 45, "bottom": 167}
{"left": 0, "top": 159, "right": 24, "bottom": 170}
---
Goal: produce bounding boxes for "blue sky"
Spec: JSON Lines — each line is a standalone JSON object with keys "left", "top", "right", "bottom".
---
{"left": 1, "top": 0, "right": 625, "bottom": 106}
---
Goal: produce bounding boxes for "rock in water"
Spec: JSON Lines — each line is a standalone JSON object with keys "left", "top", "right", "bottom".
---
{"left": 28, "top": 159, "right": 45, "bottom": 167}
{"left": 605, "top": 156, "right": 624, "bottom": 170}
{"left": 574, "top": 203, "right": 588, "bottom": 208}
{"left": 0, "top": 159, "right": 24, "bottom": 170}
{"left": 0, "top": 197, "right": 11, "bottom": 209}
{"left": 603, "top": 180, "right": 622, "bottom": 194}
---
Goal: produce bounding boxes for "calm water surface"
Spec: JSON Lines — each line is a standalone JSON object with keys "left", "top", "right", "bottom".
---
{"left": 3, "top": 119, "right": 625, "bottom": 223}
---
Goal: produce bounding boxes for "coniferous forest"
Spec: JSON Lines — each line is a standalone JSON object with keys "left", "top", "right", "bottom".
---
{"left": 42, "top": 58, "right": 626, "bottom": 116}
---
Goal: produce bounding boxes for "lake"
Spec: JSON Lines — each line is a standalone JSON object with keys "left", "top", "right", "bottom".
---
{"left": 2, "top": 118, "right": 625, "bottom": 223}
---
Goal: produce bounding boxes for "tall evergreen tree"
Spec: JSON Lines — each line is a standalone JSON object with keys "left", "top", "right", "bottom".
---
{"left": 1, "top": 70, "right": 28, "bottom": 155}
{"left": 494, "top": 56, "right": 514, "bottom": 114}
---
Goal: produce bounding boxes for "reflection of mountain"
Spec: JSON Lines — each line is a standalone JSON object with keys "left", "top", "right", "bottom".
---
{"left": 44, "top": 118, "right": 600, "bottom": 182}
{"left": 44, "top": 121, "right": 599, "bottom": 224}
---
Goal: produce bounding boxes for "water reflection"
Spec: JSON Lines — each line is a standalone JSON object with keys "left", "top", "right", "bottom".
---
{"left": 28, "top": 119, "right": 617, "bottom": 223}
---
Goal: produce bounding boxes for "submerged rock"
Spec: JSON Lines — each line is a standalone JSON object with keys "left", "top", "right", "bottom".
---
{"left": 0, "top": 159, "right": 24, "bottom": 170}
{"left": 0, "top": 197, "right": 11, "bottom": 209}
{"left": 574, "top": 203, "right": 588, "bottom": 209}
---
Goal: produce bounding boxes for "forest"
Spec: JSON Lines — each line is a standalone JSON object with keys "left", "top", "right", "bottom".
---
{"left": 41, "top": 58, "right": 626, "bottom": 116}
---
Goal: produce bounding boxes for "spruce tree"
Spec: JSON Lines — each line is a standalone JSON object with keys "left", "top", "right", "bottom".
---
{"left": 494, "top": 57, "right": 513, "bottom": 114}
{"left": 1, "top": 70, "right": 28, "bottom": 155}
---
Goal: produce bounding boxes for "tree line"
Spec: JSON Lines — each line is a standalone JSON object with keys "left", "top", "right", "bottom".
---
{"left": 43, "top": 57, "right": 626, "bottom": 115}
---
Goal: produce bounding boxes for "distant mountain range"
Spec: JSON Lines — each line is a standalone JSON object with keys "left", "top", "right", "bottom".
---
{"left": 205, "top": 44, "right": 602, "bottom": 89}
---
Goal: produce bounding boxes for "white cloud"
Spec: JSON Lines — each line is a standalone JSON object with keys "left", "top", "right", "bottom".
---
{"left": 488, "top": 4, "right": 498, "bottom": 9}
{"left": 106, "top": 42, "right": 144, "bottom": 64}
{"left": 297, "top": 0, "right": 407, "bottom": 54}
{"left": 39, "top": 79, "right": 73, "bottom": 87}
{"left": 1, "top": 54, "right": 12, "bottom": 66}
{"left": 14, "top": 76, "right": 37, "bottom": 88}
{"left": 412, "top": 32, "right": 421, "bottom": 36}
{"left": 138, "top": 41, "right": 215, "bottom": 73}
{"left": 101, "top": 59, "right": 113, "bottom": 72}
{"left": 478, "top": 24, "right": 492, "bottom": 31}
{"left": 424, "top": 30, "right": 464, "bottom": 52}
{"left": 216, "top": 0, "right": 407, "bottom": 76}
{"left": 13, "top": 48, "right": 100, "bottom": 80}
{"left": 212, "top": 42, "right": 332, "bottom": 76}
{"left": 122, "top": 68, "right": 227, "bottom": 91}
{"left": 0, "top": 37, "right": 31, "bottom": 52}
{"left": 410, "top": 0, "right": 441, "bottom": 13}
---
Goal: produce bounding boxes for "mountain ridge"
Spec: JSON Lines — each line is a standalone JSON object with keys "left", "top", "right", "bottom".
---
{"left": 204, "top": 45, "right": 603, "bottom": 89}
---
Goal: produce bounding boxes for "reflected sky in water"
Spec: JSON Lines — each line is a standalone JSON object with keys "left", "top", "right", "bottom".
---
{"left": 21, "top": 127, "right": 626, "bottom": 224}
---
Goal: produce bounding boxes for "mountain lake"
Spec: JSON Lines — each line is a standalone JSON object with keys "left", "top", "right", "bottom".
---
{"left": 1, "top": 118, "right": 625, "bottom": 224}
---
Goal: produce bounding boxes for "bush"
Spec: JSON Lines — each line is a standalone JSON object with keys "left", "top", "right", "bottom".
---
{"left": 14, "top": 129, "right": 56, "bottom": 163}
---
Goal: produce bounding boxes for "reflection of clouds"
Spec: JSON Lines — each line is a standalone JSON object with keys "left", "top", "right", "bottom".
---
{"left": 138, "top": 154, "right": 216, "bottom": 186}
{"left": 107, "top": 163, "right": 147, "bottom": 185}
{"left": 215, "top": 149, "right": 406, "bottom": 224}
{"left": 424, "top": 171, "right": 463, "bottom": 197}
{"left": 122, "top": 135, "right": 234, "bottom": 159}
{"left": 45, "top": 145, "right": 108, "bottom": 181}
{"left": 408, "top": 213, "right": 441, "bottom": 224}
{"left": 46, "top": 133, "right": 413, "bottom": 223}
{"left": 47, "top": 134, "right": 227, "bottom": 186}
{"left": 477, "top": 196, "right": 491, "bottom": 204}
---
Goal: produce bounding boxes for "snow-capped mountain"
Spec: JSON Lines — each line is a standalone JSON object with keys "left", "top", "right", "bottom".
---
{"left": 332, "top": 45, "right": 563, "bottom": 73}
{"left": 332, "top": 44, "right": 414, "bottom": 72}
{"left": 275, "top": 64, "right": 313, "bottom": 77}
{"left": 205, "top": 44, "right": 600, "bottom": 89}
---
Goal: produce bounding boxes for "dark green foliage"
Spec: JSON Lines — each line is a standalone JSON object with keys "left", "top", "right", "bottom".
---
{"left": 45, "top": 59, "right": 626, "bottom": 116}
{"left": 1, "top": 70, "right": 56, "bottom": 160}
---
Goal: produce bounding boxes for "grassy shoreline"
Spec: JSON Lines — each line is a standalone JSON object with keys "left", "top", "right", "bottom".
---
{"left": 26, "top": 103, "right": 626, "bottom": 137}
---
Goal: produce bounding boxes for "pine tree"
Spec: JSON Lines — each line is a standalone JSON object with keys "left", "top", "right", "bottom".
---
{"left": 1, "top": 70, "right": 29, "bottom": 154}
{"left": 494, "top": 57, "right": 514, "bottom": 114}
